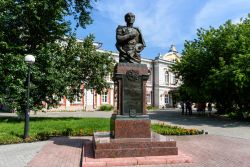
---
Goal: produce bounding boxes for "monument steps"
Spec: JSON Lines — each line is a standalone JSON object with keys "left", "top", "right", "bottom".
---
{"left": 95, "top": 141, "right": 177, "bottom": 150}
{"left": 94, "top": 147, "right": 178, "bottom": 158}
{"left": 93, "top": 132, "right": 178, "bottom": 158}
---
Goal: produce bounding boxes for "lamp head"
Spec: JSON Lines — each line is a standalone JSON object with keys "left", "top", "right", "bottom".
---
{"left": 75, "top": 56, "right": 81, "bottom": 61}
{"left": 25, "top": 54, "right": 35, "bottom": 64}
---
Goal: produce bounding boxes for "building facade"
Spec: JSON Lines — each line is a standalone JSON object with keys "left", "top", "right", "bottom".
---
{"left": 57, "top": 45, "right": 181, "bottom": 111}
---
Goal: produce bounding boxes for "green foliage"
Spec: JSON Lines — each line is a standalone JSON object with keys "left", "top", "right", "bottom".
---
{"left": 227, "top": 111, "right": 242, "bottom": 120}
{"left": 172, "top": 14, "right": 250, "bottom": 114}
{"left": 0, "top": 117, "right": 110, "bottom": 144}
{"left": 152, "top": 123, "right": 204, "bottom": 135}
{"left": 99, "top": 104, "right": 114, "bottom": 111}
{"left": 146, "top": 105, "right": 159, "bottom": 111}
{"left": 242, "top": 111, "right": 250, "bottom": 120}
{"left": 0, "top": 0, "right": 115, "bottom": 113}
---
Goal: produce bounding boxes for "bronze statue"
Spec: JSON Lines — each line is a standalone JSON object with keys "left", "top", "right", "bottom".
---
{"left": 116, "top": 12, "right": 146, "bottom": 63}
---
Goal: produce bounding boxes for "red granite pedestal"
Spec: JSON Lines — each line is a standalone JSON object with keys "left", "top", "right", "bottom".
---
{"left": 93, "top": 132, "right": 178, "bottom": 158}
{"left": 110, "top": 114, "right": 151, "bottom": 138}
{"left": 92, "top": 63, "right": 179, "bottom": 159}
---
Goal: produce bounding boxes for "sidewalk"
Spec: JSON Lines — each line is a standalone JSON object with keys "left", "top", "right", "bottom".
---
{"left": 1, "top": 109, "right": 250, "bottom": 167}
{"left": 149, "top": 110, "right": 250, "bottom": 139}
{"left": 0, "top": 141, "right": 47, "bottom": 167}
{"left": 27, "top": 136, "right": 89, "bottom": 167}
{"left": 26, "top": 135, "right": 250, "bottom": 167}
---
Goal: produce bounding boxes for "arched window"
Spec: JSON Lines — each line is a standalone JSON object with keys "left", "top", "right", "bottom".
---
{"left": 165, "top": 71, "right": 169, "bottom": 85}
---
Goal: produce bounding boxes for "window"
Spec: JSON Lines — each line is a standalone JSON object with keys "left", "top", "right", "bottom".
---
{"left": 165, "top": 71, "right": 169, "bottom": 85}
{"left": 148, "top": 69, "right": 152, "bottom": 84}
{"left": 146, "top": 94, "right": 151, "bottom": 104}
{"left": 102, "top": 91, "right": 108, "bottom": 103}
{"left": 164, "top": 94, "right": 169, "bottom": 104}
{"left": 73, "top": 93, "right": 82, "bottom": 104}
{"left": 172, "top": 74, "right": 176, "bottom": 85}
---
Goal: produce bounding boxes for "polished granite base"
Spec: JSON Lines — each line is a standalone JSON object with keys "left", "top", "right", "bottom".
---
{"left": 93, "top": 132, "right": 178, "bottom": 158}
{"left": 110, "top": 114, "right": 151, "bottom": 138}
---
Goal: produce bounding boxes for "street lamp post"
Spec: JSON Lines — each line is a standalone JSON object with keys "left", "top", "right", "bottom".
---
{"left": 24, "top": 54, "right": 35, "bottom": 139}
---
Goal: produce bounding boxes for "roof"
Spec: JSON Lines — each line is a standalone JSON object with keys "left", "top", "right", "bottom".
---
{"left": 156, "top": 45, "right": 182, "bottom": 62}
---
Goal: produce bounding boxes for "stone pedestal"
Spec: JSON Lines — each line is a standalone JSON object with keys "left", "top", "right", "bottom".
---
{"left": 93, "top": 132, "right": 178, "bottom": 158}
{"left": 111, "top": 63, "right": 150, "bottom": 138}
{"left": 93, "top": 63, "right": 178, "bottom": 158}
{"left": 111, "top": 114, "right": 151, "bottom": 138}
{"left": 113, "top": 63, "right": 149, "bottom": 116}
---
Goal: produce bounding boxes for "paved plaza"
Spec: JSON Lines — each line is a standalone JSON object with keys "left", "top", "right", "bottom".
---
{"left": 0, "top": 141, "right": 47, "bottom": 167}
{"left": 0, "top": 110, "right": 250, "bottom": 167}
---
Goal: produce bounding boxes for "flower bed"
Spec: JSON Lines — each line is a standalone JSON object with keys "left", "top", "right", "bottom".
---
{"left": 152, "top": 123, "right": 204, "bottom": 135}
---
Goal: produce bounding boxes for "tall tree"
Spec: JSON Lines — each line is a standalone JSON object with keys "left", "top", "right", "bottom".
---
{"left": 172, "top": 14, "right": 250, "bottom": 114}
{"left": 0, "top": 0, "right": 114, "bottom": 113}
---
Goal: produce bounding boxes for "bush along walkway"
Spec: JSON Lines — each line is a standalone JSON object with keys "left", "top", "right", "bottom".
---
{"left": 152, "top": 123, "right": 204, "bottom": 135}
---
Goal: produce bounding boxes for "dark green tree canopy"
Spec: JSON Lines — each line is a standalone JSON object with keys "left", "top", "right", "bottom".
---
{"left": 172, "top": 14, "right": 250, "bottom": 114}
{"left": 0, "top": 0, "right": 115, "bottom": 113}
{"left": 0, "top": 0, "right": 95, "bottom": 53}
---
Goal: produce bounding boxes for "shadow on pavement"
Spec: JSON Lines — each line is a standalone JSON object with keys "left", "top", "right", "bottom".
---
{"left": 49, "top": 136, "right": 91, "bottom": 148}
{"left": 149, "top": 110, "right": 250, "bottom": 128}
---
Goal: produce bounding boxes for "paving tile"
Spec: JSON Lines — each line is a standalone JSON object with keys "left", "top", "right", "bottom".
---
{"left": 106, "top": 159, "right": 137, "bottom": 166}
{"left": 137, "top": 158, "right": 167, "bottom": 165}
{"left": 84, "top": 161, "right": 107, "bottom": 167}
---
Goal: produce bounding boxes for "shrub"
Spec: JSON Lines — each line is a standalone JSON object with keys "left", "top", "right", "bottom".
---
{"left": 151, "top": 123, "right": 204, "bottom": 135}
{"left": 146, "top": 105, "right": 158, "bottom": 111}
{"left": 99, "top": 104, "right": 114, "bottom": 111}
{"left": 242, "top": 111, "right": 250, "bottom": 119}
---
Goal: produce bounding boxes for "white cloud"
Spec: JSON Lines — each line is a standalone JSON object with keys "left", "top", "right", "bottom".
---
{"left": 195, "top": 0, "right": 250, "bottom": 29}
{"left": 93, "top": 0, "right": 189, "bottom": 49}
{"left": 92, "top": 0, "right": 250, "bottom": 51}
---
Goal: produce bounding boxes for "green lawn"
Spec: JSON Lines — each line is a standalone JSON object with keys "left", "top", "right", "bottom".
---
{"left": 0, "top": 117, "right": 203, "bottom": 145}
{"left": 0, "top": 117, "right": 110, "bottom": 144}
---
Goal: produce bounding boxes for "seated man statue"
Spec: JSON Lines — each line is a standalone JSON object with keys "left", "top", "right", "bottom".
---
{"left": 116, "top": 12, "right": 146, "bottom": 64}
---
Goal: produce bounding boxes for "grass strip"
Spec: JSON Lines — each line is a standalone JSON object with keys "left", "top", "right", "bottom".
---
{"left": 0, "top": 117, "right": 203, "bottom": 144}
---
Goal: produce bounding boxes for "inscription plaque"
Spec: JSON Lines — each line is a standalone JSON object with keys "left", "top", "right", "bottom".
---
{"left": 122, "top": 74, "right": 143, "bottom": 115}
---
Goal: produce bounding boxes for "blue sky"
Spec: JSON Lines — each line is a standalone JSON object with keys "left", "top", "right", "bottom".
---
{"left": 72, "top": 0, "right": 250, "bottom": 59}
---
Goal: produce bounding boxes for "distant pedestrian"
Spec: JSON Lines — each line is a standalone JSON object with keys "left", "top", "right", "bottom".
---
{"left": 180, "top": 101, "right": 185, "bottom": 115}
{"left": 201, "top": 103, "right": 206, "bottom": 116}
{"left": 189, "top": 102, "right": 193, "bottom": 115}
{"left": 186, "top": 101, "right": 192, "bottom": 115}
{"left": 185, "top": 101, "right": 188, "bottom": 115}
{"left": 207, "top": 103, "right": 212, "bottom": 115}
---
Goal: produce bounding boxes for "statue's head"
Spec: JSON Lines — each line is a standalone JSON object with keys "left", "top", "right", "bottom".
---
{"left": 124, "top": 12, "right": 135, "bottom": 24}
